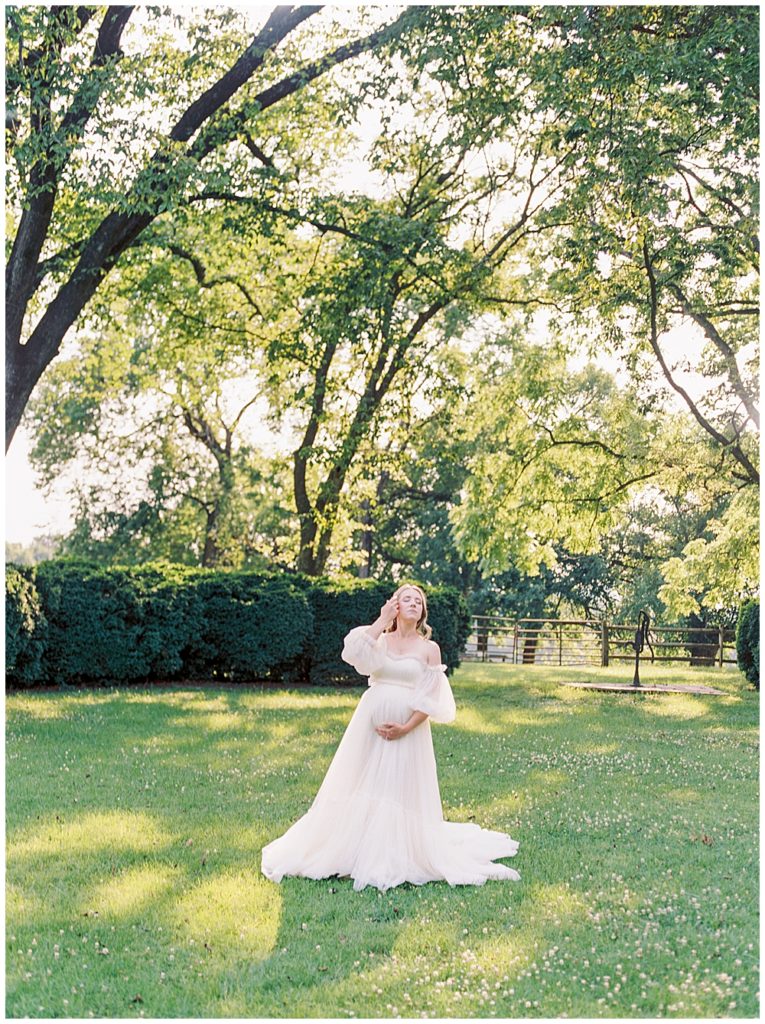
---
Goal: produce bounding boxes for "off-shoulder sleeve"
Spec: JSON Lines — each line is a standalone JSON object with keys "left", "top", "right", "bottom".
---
{"left": 412, "top": 663, "right": 456, "bottom": 723}
{"left": 341, "top": 625, "right": 387, "bottom": 677}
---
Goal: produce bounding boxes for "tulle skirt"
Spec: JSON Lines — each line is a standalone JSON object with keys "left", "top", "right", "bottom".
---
{"left": 260, "top": 682, "right": 520, "bottom": 892}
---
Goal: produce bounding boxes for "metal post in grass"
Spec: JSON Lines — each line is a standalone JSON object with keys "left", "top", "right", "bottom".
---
{"left": 632, "top": 610, "right": 654, "bottom": 688}
{"left": 718, "top": 624, "right": 724, "bottom": 668}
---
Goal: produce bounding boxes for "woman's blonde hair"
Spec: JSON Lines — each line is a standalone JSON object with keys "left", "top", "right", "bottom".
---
{"left": 386, "top": 583, "right": 432, "bottom": 639}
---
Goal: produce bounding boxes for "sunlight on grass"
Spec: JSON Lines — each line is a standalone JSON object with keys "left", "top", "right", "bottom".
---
{"left": 575, "top": 742, "right": 619, "bottom": 754}
{"left": 7, "top": 691, "right": 136, "bottom": 719}
{"left": 267, "top": 718, "right": 319, "bottom": 745}
{"left": 6, "top": 696, "right": 73, "bottom": 720}
{"left": 175, "top": 710, "right": 245, "bottom": 733}
{"left": 466, "top": 792, "right": 526, "bottom": 822}
{"left": 662, "top": 787, "right": 702, "bottom": 804}
{"left": 640, "top": 695, "right": 712, "bottom": 719}
{"left": 84, "top": 864, "right": 182, "bottom": 918}
{"left": 122, "top": 691, "right": 181, "bottom": 705}
{"left": 253, "top": 690, "right": 359, "bottom": 711}
{"left": 529, "top": 881, "right": 589, "bottom": 921}
{"left": 172, "top": 870, "right": 281, "bottom": 959}
{"left": 9, "top": 810, "right": 172, "bottom": 860}
{"left": 392, "top": 920, "right": 459, "bottom": 957}
{"left": 524, "top": 768, "right": 571, "bottom": 797}
{"left": 6, "top": 882, "right": 46, "bottom": 925}
{"left": 454, "top": 705, "right": 507, "bottom": 734}
{"left": 498, "top": 709, "right": 556, "bottom": 727}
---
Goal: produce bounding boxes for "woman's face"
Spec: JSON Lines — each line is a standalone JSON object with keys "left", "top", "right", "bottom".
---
{"left": 397, "top": 587, "right": 423, "bottom": 624}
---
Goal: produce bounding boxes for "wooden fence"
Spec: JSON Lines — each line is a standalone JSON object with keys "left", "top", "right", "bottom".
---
{"left": 464, "top": 615, "right": 738, "bottom": 668}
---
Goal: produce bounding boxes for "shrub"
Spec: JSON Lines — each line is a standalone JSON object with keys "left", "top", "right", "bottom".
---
{"left": 127, "top": 562, "right": 206, "bottom": 679}
{"left": 5, "top": 561, "right": 468, "bottom": 688}
{"left": 304, "top": 579, "right": 470, "bottom": 685}
{"left": 425, "top": 584, "right": 472, "bottom": 671}
{"left": 736, "top": 600, "right": 759, "bottom": 689}
{"left": 185, "top": 571, "right": 313, "bottom": 680}
{"left": 33, "top": 560, "right": 191, "bottom": 685}
{"left": 305, "top": 579, "right": 391, "bottom": 685}
{"left": 5, "top": 565, "right": 47, "bottom": 685}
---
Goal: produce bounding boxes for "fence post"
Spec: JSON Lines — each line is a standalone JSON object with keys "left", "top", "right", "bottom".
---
{"left": 513, "top": 622, "right": 519, "bottom": 665}
{"left": 559, "top": 623, "right": 563, "bottom": 665}
{"left": 718, "top": 625, "right": 724, "bottom": 668}
{"left": 601, "top": 620, "right": 609, "bottom": 667}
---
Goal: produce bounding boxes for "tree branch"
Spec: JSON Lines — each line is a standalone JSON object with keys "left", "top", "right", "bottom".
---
{"left": 171, "top": 6, "right": 321, "bottom": 145}
{"left": 7, "top": 6, "right": 135, "bottom": 347}
{"left": 537, "top": 425, "right": 626, "bottom": 462}
{"left": 182, "top": 406, "right": 225, "bottom": 464}
{"left": 191, "top": 191, "right": 396, "bottom": 253}
{"left": 189, "top": 10, "right": 413, "bottom": 163}
{"left": 642, "top": 241, "right": 759, "bottom": 485}
{"left": 166, "top": 242, "right": 264, "bottom": 315}
{"left": 667, "top": 281, "right": 759, "bottom": 428}
{"left": 242, "top": 132, "right": 275, "bottom": 168}
{"left": 8, "top": 7, "right": 412, "bottom": 450}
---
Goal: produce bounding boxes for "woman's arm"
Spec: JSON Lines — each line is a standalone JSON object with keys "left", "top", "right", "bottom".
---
{"left": 376, "top": 710, "right": 428, "bottom": 741}
{"left": 366, "top": 596, "right": 399, "bottom": 639}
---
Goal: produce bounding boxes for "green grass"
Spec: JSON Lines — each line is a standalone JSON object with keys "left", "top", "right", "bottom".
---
{"left": 6, "top": 661, "right": 759, "bottom": 1019}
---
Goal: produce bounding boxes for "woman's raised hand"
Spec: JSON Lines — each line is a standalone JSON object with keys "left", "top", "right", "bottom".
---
{"left": 379, "top": 595, "right": 399, "bottom": 627}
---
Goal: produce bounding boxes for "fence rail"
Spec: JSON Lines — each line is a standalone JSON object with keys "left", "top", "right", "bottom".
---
{"left": 464, "top": 615, "right": 738, "bottom": 668}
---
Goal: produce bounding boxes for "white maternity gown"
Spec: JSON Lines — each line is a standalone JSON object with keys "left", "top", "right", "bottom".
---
{"left": 260, "top": 626, "right": 520, "bottom": 892}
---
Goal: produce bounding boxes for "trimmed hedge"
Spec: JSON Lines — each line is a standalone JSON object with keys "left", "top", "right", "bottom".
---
{"left": 304, "top": 579, "right": 392, "bottom": 685}
{"left": 5, "top": 562, "right": 469, "bottom": 688}
{"left": 33, "top": 560, "right": 203, "bottom": 685}
{"left": 6, "top": 565, "right": 47, "bottom": 685}
{"left": 184, "top": 572, "right": 313, "bottom": 681}
{"left": 736, "top": 599, "right": 759, "bottom": 689}
{"left": 301, "top": 579, "right": 470, "bottom": 685}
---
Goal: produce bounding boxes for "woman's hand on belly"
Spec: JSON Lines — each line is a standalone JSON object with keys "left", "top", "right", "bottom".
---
{"left": 376, "top": 710, "right": 428, "bottom": 741}
{"left": 375, "top": 721, "right": 408, "bottom": 741}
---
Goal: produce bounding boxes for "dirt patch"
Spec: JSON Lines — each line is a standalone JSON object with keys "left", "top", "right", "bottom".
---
{"left": 559, "top": 681, "right": 726, "bottom": 696}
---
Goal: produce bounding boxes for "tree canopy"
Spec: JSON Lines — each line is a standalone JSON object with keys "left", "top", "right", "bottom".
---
{"left": 8, "top": 4, "right": 759, "bottom": 621}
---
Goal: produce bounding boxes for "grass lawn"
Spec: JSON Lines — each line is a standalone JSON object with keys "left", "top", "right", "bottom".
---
{"left": 6, "top": 661, "right": 759, "bottom": 1019}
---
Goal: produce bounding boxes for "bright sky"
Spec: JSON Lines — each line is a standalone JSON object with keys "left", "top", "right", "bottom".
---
{"left": 3, "top": 4, "right": 737, "bottom": 548}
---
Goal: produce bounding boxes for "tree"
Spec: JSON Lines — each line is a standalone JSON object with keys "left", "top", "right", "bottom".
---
{"left": 26, "top": 210, "right": 299, "bottom": 568}
{"left": 293, "top": 4, "right": 759, "bottom": 580}
{"left": 658, "top": 486, "right": 759, "bottom": 618}
{"left": 450, "top": 338, "right": 656, "bottom": 574}
{"left": 5, "top": 535, "right": 63, "bottom": 566}
{"left": 5, "top": 4, "right": 414, "bottom": 449}
{"left": 533, "top": 5, "right": 759, "bottom": 486}
{"left": 13, "top": 5, "right": 758, "bottom": 602}
{"left": 458, "top": 4, "right": 760, "bottom": 612}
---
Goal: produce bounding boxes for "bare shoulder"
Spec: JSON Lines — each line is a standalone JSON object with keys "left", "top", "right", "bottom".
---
{"left": 425, "top": 639, "right": 442, "bottom": 665}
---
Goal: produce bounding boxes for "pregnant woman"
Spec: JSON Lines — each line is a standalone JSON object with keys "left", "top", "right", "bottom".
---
{"left": 261, "top": 583, "right": 520, "bottom": 892}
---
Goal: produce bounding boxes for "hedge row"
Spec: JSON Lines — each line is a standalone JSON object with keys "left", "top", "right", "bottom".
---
{"left": 5, "top": 561, "right": 470, "bottom": 688}
{"left": 736, "top": 599, "right": 759, "bottom": 690}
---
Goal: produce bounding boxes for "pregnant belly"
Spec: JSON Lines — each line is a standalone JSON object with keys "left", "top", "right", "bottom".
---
{"left": 365, "top": 683, "right": 415, "bottom": 728}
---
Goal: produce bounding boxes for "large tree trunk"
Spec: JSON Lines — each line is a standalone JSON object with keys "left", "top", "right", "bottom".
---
{"left": 7, "top": 209, "right": 152, "bottom": 450}
{"left": 5, "top": 338, "right": 52, "bottom": 450}
{"left": 296, "top": 518, "right": 319, "bottom": 576}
